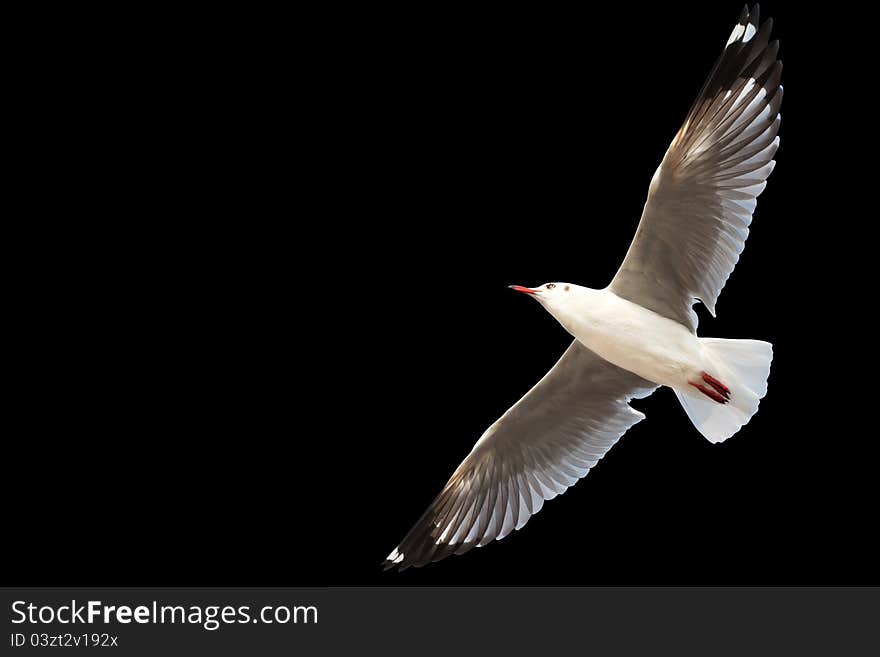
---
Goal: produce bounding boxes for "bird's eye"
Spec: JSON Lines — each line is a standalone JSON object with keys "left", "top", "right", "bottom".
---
{"left": 546, "top": 283, "right": 556, "bottom": 289}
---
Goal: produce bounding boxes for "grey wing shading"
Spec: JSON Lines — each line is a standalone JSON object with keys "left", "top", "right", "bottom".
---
{"left": 383, "top": 341, "right": 657, "bottom": 570}
{"left": 610, "top": 5, "right": 782, "bottom": 331}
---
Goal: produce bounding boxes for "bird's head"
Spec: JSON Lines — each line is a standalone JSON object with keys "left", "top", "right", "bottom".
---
{"left": 509, "top": 282, "right": 579, "bottom": 309}
{"left": 509, "top": 282, "right": 588, "bottom": 335}
{"left": 509, "top": 281, "right": 569, "bottom": 297}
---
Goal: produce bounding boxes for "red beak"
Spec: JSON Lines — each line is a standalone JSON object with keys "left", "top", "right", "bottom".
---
{"left": 509, "top": 285, "right": 539, "bottom": 295}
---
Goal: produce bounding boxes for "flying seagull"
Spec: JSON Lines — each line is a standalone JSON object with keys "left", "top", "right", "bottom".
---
{"left": 385, "top": 5, "right": 781, "bottom": 571}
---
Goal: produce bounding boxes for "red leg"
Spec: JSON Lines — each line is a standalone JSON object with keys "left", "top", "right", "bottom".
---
{"left": 689, "top": 381, "right": 729, "bottom": 404}
{"left": 701, "top": 372, "right": 731, "bottom": 399}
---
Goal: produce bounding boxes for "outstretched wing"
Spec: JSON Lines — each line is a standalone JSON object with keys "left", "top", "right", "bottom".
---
{"left": 384, "top": 341, "right": 656, "bottom": 570}
{"left": 611, "top": 5, "right": 782, "bottom": 331}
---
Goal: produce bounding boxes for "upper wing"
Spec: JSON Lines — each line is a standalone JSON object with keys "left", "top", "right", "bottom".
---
{"left": 383, "top": 341, "right": 656, "bottom": 570}
{"left": 610, "top": 5, "right": 782, "bottom": 331}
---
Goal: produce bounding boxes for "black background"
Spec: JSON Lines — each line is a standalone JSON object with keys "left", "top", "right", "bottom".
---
{"left": 8, "top": 2, "right": 874, "bottom": 586}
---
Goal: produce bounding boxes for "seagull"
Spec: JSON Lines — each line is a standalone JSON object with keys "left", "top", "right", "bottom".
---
{"left": 385, "top": 5, "right": 781, "bottom": 571}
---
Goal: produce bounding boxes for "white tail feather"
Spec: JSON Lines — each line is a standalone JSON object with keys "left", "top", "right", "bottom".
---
{"left": 675, "top": 338, "right": 773, "bottom": 443}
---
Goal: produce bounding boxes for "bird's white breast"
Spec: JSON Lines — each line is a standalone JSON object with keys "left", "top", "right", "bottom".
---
{"left": 548, "top": 288, "right": 703, "bottom": 389}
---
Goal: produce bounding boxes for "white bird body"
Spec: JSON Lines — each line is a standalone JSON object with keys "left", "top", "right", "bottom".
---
{"left": 385, "top": 5, "right": 781, "bottom": 571}
{"left": 528, "top": 283, "right": 770, "bottom": 443}
{"left": 542, "top": 285, "right": 703, "bottom": 393}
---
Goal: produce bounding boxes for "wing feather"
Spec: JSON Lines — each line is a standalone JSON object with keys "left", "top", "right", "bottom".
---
{"left": 610, "top": 5, "right": 782, "bottom": 330}
{"left": 383, "top": 342, "right": 656, "bottom": 570}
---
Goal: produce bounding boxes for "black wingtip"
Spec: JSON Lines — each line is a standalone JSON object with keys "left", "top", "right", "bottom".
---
{"left": 382, "top": 549, "right": 400, "bottom": 572}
